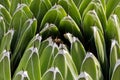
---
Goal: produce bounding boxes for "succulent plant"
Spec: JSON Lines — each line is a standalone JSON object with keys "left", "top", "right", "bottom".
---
{"left": 0, "top": 0, "right": 120, "bottom": 80}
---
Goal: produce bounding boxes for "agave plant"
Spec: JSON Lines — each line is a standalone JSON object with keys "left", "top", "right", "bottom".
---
{"left": 0, "top": 0, "right": 120, "bottom": 80}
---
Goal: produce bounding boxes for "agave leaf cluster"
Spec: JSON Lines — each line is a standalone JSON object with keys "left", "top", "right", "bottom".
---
{"left": 0, "top": 0, "right": 120, "bottom": 80}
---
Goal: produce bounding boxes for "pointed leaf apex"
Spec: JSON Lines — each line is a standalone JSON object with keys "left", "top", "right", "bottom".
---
{"left": 92, "top": 26, "right": 98, "bottom": 33}
{"left": 0, "top": 50, "right": 10, "bottom": 61}
{"left": 0, "top": 16, "right": 3, "bottom": 20}
{"left": 30, "top": 47, "right": 38, "bottom": 54}
{"left": 78, "top": 72, "right": 90, "bottom": 79}
{"left": 35, "top": 34, "right": 42, "bottom": 41}
{"left": 49, "top": 67, "right": 59, "bottom": 73}
{"left": 58, "top": 49, "right": 66, "bottom": 55}
{"left": 5, "top": 29, "right": 14, "bottom": 36}
{"left": 114, "top": 60, "right": 120, "bottom": 70}
{"left": 16, "top": 71, "right": 30, "bottom": 79}
{"left": 86, "top": 52, "right": 94, "bottom": 58}
{"left": 111, "top": 39, "right": 119, "bottom": 51}
{"left": 0, "top": 4, "right": 4, "bottom": 8}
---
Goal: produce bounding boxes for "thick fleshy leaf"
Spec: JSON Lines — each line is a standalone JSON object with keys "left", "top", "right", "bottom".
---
{"left": 100, "top": 0, "right": 106, "bottom": 9}
{"left": 106, "top": 0, "right": 120, "bottom": 19}
{"left": 59, "top": 15, "right": 83, "bottom": 40}
{"left": 40, "top": 4, "right": 67, "bottom": 31}
{"left": 64, "top": 33, "right": 86, "bottom": 73}
{"left": 0, "top": 29, "right": 14, "bottom": 53}
{"left": 92, "top": 26, "right": 108, "bottom": 79}
{"left": 114, "top": 5, "right": 120, "bottom": 21}
{"left": 52, "top": 48, "right": 68, "bottom": 79}
{"left": 0, "top": 0, "right": 11, "bottom": 11}
{"left": 81, "top": 52, "right": 103, "bottom": 80}
{"left": 0, "top": 16, "right": 6, "bottom": 43}
{"left": 39, "top": 37, "right": 53, "bottom": 57}
{"left": 66, "top": 68, "right": 74, "bottom": 80}
{"left": 73, "top": 0, "right": 82, "bottom": 8}
{"left": 0, "top": 4, "right": 12, "bottom": 30}
{"left": 10, "top": 0, "right": 33, "bottom": 15}
{"left": 26, "top": 34, "right": 42, "bottom": 49}
{"left": 14, "top": 47, "right": 41, "bottom": 80}
{"left": 77, "top": 72, "right": 93, "bottom": 80}
{"left": 109, "top": 40, "right": 120, "bottom": 79}
{"left": 57, "top": 47, "right": 78, "bottom": 79}
{"left": 0, "top": 50, "right": 11, "bottom": 80}
{"left": 111, "top": 60, "right": 120, "bottom": 80}
{"left": 79, "top": 0, "right": 92, "bottom": 16}
{"left": 21, "top": 0, "right": 32, "bottom": 6}
{"left": 14, "top": 18, "right": 37, "bottom": 53}
{"left": 83, "top": 10, "right": 103, "bottom": 40}
{"left": 40, "top": 23, "right": 59, "bottom": 40}
{"left": 50, "top": 0, "right": 58, "bottom": 5}
{"left": 106, "top": 14, "right": 120, "bottom": 44}
{"left": 30, "top": 0, "right": 52, "bottom": 29}
{"left": 11, "top": 18, "right": 37, "bottom": 73}
{"left": 58, "top": 0, "right": 81, "bottom": 27}
{"left": 13, "top": 71, "right": 30, "bottom": 80}
{"left": 11, "top": 18, "right": 37, "bottom": 56}
{"left": 40, "top": 41, "right": 59, "bottom": 75}
{"left": 41, "top": 67, "right": 64, "bottom": 80}
{"left": 82, "top": 1, "right": 107, "bottom": 30}
{"left": 10, "top": 4, "right": 33, "bottom": 51}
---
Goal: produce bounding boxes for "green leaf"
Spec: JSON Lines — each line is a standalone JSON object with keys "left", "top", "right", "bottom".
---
{"left": 11, "top": 18, "right": 37, "bottom": 73}
{"left": 40, "top": 23, "right": 59, "bottom": 40}
{"left": 0, "top": 0, "right": 11, "bottom": 11}
{"left": 66, "top": 68, "right": 74, "bottom": 80}
{"left": 40, "top": 41, "right": 59, "bottom": 75}
{"left": 0, "top": 16, "right": 6, "bottom": 43}
{"left": 0, "top": 4, "right": 12, "bottom": 30}
{"left": 83, "top": 10, "right": 103, "bottom": 40}
{"left": 59, "top": 47, "right": 78, "bottom": 79}
{"left": 13, "top": 71, "right": 30, "bottom": 80}
{"left": 50, "top": 0, "right": 58, "bottom": 5}
{"left": 106, "top": 14, "right": 120, "bottom": 44}
{"left": 92, "top": 26, "right": 108, "bottom": 79}
{"left": 21, "top": 0, "right": 32, "bottom": 6}
{"left": 109, "top": 40, "right": 120, "bottom": 79}
{"left": 42, "top": 67, "right": 64, "bottom": 80}
{"left": 77, "top": 72, "right": 93, "bottom": 80}
{"left": 64, "top": 33, "right": 86, "bottom": 73}
{"left": 58, "top": 0, "right": 81, "bottom": 27}
{"left": 30, "top": 0, "right": 52, "bottom": 28}
{"left": 26, "top": 34, "right": 42, "bottom": 50}
{"left": 0, "top": 50, "right": 11, "bottom": 80}
{"left": 14, "top": 47, "right": 41, "bottom": 80}
{"left": 79, "top": 0, "right": 92, "bottom": 16}
{"left": 10, "top": 4, "right": 33, "bottom": 52}
{"left": 59, "top": 15, "right": 83, "bottom": 40}
{"left": 114, "top": 5, "right": 120, "bottom": 21}
{"left": 39, "top": 37, "right": 53, "bottom": 57}
{"left": 10, "top": 0, "right": 33, "bottom": 15}
{"left": 111, "top": 60, "right": 120, "bottom": 80}
{"left": 82, "top": 1, "right": 107, "bottom": 30}
{"left": 0, "top": 29, "right": 14, "bottom": 53}
{"left": 40, "top": 4, "right": 67, "bottom": 31}
{"left": 52, "top": 48, "right": 68, "bottom": 79}
{"left": 106, "top": 0, "right": 120, "bottom": 19}
{"left": 10, "top": 0, "right": 20, "bottom": 15}
{"left": 81, "top": 52, "right": 103, "bottom": 80}
{"left": 73, "top": 0, "right": 82, "bottom": 8}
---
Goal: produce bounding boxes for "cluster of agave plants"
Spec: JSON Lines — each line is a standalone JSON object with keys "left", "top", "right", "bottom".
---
{"left": 0, "top": 0, "right": 120, "bottom": 80}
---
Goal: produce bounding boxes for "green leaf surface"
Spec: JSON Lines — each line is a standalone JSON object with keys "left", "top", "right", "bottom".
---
{"left": 58, "top": 0, "right": 81, "bottom": 27}
{"left": 0, "top": 50, "right": 11, "bottom": 80}
{"left": 40, "top": 4, "right": 67, "bottom": 31}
